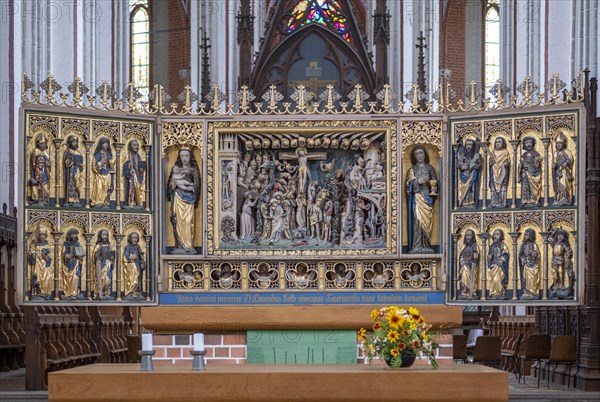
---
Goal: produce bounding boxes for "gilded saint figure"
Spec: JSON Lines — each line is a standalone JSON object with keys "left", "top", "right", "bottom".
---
{"left": 489, "top": 137, "right": 510, "bottom": 208}
{"left": 93, "top": 229, "right": 115, "bottom": 300}
{"left": 552, "top": 132, "right": 574, "bottom": 206}
{"left": 28, "top": 227, "right": 53, "bottom": 299}
{"left": 487, "top": 229, "right": 509, "bottom": 299}
{"left": 458, "top": 229, "right": 479, "bottom": 299}
{"left": 61, "top": 228, "right": 85, "bottom": 299}
{"left": 28, "top": 134, "right": 52, "bottom": 205}
{"left": 167, "top": 147, "right": 201, "bottom": 253}
{"left": 249, "top": 263, "right": 278, "bottom": 289}
{"left": 123, "top": 139, "right": 145, "bottom": 208}
{"left": 405, "top": 145, "right": 438, "bottom": 254}
{"left": 518, "top": 228, "right": 540, "bottom": 299}
{"left": 548, "top": 228, "right": 574, "bottom": 299}
{"left": 63, "top": 135, "right": 85, "bottom": 206}
{"left": 457, "top": 138, "right": 481, "bottom": 207}
{"left": 518, "top": 137, "right": 543, "bottom": 206}
{"left": 122, "top": 232, "right": 145, "bottom": 298}
{"left": 90, "top": 137, "right": 115, "bottom": 207}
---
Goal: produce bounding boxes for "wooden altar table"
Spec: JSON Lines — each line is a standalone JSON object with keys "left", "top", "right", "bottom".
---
{"left": 48, "top": 363, "right": 508, "bottom": 402}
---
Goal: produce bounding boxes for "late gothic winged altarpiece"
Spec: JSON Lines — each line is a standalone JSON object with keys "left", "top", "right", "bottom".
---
{"left": 17, "top": 74, "right": 586, "bottom": 308}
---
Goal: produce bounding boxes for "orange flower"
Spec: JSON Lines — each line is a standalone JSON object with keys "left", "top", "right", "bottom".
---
{"left": 398, "top": 343, "right": 407, "bottom": 351}
{"left": 373, "top": 322, "right": 382, "bottom": 330}
{"left": 413, "top": 340, "right": 420, "bottom": 349}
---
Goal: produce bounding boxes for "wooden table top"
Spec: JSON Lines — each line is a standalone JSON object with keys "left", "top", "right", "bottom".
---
{"left": 49, "top": 363, "right": 508, "bottom": 402}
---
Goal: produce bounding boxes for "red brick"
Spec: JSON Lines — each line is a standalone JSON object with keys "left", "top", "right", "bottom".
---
{"left": 153, "top": 335, "right": 173, "bottom": 346}
{"left": 205, "top": 335, "right": 222, "bottom": 345}
{"left": 167, "top": 347, "right": 182, "bottom": 358}
{"left": 223, "top": 333, "right": 247, "bottom": 345}
{"left": 230, "top": 347, "right": 246, "bottom": 358}
{"left": 214, "top": 347, "right": 229, "bottom": 358}
{"left": 153, "top": 347, "right": 167, "bottom": 358}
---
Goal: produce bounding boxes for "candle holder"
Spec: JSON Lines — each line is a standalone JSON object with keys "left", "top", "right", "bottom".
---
{"left": 190, "top": 350, "right": 207, "bottom": 371}
{"left": 139, "top": 350, "right": 156, "bottom": 372}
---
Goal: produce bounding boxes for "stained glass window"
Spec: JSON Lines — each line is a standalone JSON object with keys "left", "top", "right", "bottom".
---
{"left": 485, "top": 0, "right": 500, "bottom": 95}
{"left": 130, "top": 0, "right": 150, "bottom": 99}
{"left": 286, "top": 0, "right": 350, "bottom": 42}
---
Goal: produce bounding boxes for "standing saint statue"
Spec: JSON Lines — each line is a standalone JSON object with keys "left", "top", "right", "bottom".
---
{"left": 552, "top": 131, "right": 574, "bottom": 206}
{"left": 28, "top": 226, "right": 53, "bottom": 299}
{"left": 405, "top": 145, "right": 438, "bottom": 253}
{"left": 167, "top": 147, "right": 201, "bottom": 253}
{"left": 487, "top": 229, "right": 510, "bottom": 299}
{"left": 93, "top": 229, "right": 115, "bottom": 300}
{"left": 90, "top": 137, "right": 115, "bottom": 207}
{"left": 122, "top": 232, "right": 145, "bottom": 298}
{"left": 63, "top": 135, "right": 85, "bottom": 206}
{"left": 458, "top": 229, "right": 479, "bottom": 299}
{"left": 518, "top": 228, "right": 540, "bottom": 299}
{"left": 489, "top": 137, "right": 510, "bottom": 208}
{"left": 518, "top": 137, "right": 543, "bottom": 206}
{"left": 61, "top": 228, "right": 85, "bottom": 299}
{"left": 123, "top": 139, "right": 145, "bottom": 208}
{"left": 28, "top": 133, "right": 52, "bottom": 205}
{"left": 456, "top": 138, "right": 481, "bottom": 208}
{"left": 548, "top": 228, "right": 574, "bottom": 299}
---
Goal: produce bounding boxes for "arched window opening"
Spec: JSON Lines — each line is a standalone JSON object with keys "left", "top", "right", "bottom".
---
{"left": 484, "top": 0, "right": 500, "bottom": 96}
{"left": 130, "top": 0, "right": 150, "bottom": 99}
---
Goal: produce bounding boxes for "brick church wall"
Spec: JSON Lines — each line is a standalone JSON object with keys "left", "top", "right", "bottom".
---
{"left": 151, "top": 332, "right": 454, "bottom": 366}
{"left": 440, "top": 0, "right": 467, "bottom": 90}
{"left": 166, "top": 0, "right": 191, "bottom": 102}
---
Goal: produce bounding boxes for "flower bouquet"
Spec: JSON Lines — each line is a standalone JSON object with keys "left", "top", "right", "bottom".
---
{"left": 358, "top": 306, "right": 439, "bottom": 369}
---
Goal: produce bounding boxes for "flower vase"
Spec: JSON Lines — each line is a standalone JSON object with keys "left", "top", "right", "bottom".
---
{"left": 384, "top": 351, "right": 416, "bottom": 368}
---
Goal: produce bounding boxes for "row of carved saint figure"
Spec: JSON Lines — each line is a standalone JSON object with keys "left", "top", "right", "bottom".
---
{"left": 457, "top": 227, "right": 574, "bottom": 301}
{"left": 28, "top": 133, "right": 147, "bottom": 209}
{"left": 456, "top": 131, "right": 575, "bottom": 208}
{"left": 27, "top": 226, "right": 147, "bottom": 301}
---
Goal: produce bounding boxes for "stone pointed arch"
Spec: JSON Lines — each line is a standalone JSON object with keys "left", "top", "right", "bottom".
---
{"left": 252, "top": 0, "right": 375, "bottom": 99}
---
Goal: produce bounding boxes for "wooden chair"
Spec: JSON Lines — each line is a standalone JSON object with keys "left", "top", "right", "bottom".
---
{"left": 501, "top": 333, "right": 524, "bottom": 376}
{"left": 466, "top": 328, "right": 484, "bottom": 359}
{"left": 127, "top": 335, "right": 142, "bottom": 363}
{"left": 518, "top": 334, "right": 551, "bottom": 386}
{"left": 452, "top": 334, "right": 468, "bottom": 364}
{"left": 472, "top": 336, "right": 501, "bottom": 369}
{"left": 542, "top": 336, "right": 577, "bottom": 388}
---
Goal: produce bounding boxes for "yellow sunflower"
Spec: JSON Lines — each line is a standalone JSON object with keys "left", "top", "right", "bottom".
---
{"left": 386, "top": 310, "right": 402, "bottom": 328}
{"left": 390, "top": 347, "right": 400, "bottom": 357}
{"left": 370, "top": 309, "right": 379, "bottom": 321}
{"left": 386, "top": 330, "right": 400, "bottom": 342}
{"left": 357, "top": 328, "right": 367, "bottom": 341}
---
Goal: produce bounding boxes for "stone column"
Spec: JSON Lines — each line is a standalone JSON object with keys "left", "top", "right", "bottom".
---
{"left": 114, "top": 234, "right": 124, "bottom": 301}
{"left": 451, "top": 233, "right": 460, "bottom": 300}
{"left": 541, "top": 137, "right": 551, "bottom": 207}
{"left": 24, "top": 231, "right": 31, "bottom": 301}
{"left": 540, "top": 231, "right": 550, "bottom": 301}
{"left": 114, "top": 143, "right": 124, "bottom": 210}
{"left": 452, "top": 144, "right": 459, "bottom": 209}
{"left": 144, "top": 145, "right": 152, "bottom": 212}
{"left": 52, "top": 139, "right": 62, "bottom": 207}
{"left": 84, "top": 233, "right": 94, "bottom": 300}
{"left": 52, "top": 232, "right": 62, "bottom": 301}
{"left": 144, "top": 235, "right": 152, "bottom": 300}
{"left": 509, "top": 140, "right": 520, "bottom": 208}
{"left": 480, "top": 142, "right": 489, "bottom": 210}
{"left": 509, "top": 232, "right": 519, "bottom": 300}
{"left": 84, "top": 141, "right": 94, "bottom": 208}
{"left": 478, "top": 233, "right": 489, "bottom": 301}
